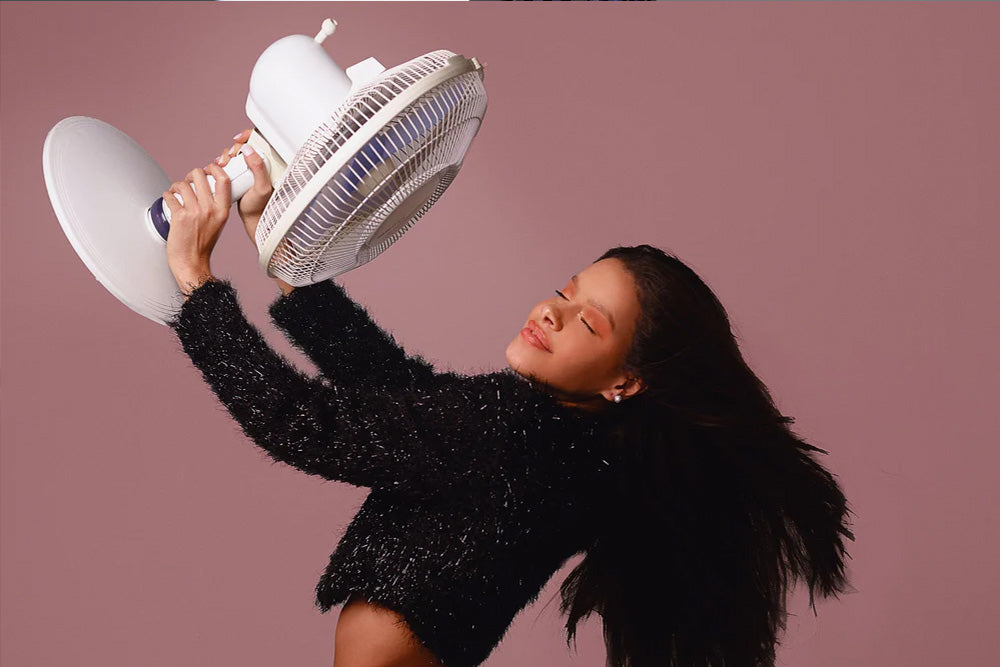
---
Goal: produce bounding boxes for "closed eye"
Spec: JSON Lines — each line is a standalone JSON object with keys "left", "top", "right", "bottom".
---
{"left": 555, "top": 289, "right": 595, "bottom": 334}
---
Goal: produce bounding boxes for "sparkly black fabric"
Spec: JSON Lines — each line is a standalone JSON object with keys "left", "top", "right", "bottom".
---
{"left": 167, "top": 278, "right": 617, "bottom": 667}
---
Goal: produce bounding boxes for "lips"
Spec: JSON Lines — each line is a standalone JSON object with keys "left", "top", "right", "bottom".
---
{"left": 520, "top": 320, "right": 551, "bottom": 352}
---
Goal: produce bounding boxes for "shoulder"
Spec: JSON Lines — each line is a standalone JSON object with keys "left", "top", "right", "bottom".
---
{"left": 427, "top": 369, "right": 587, "bottom": 425}
{"left": 456, "top": 369, "right": 613, "bottom": 468}
{"left": 406, "top": 368, "right": 603, "bottom": 443}
{"left": 396, "top": 368, "right": 616, "bottom": 497}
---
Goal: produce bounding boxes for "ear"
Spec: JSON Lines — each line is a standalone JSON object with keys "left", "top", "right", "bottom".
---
{"left": 600, "top": 374, "right": 647, "bottom": 403}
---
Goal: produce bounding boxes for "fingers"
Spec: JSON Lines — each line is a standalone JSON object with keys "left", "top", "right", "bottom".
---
{"left": 204, "top": 162, "right": 232, "bottom": 205}
{"left": 162, "top": 189, "right": 180, "bottom": 214}
{"left": 241, "top": 145, "right": 272, "bottom": 194}
{"left": 187, "top": 167, "right": 214, "bottom": 208}
{"left": 217, "top": 144, "right": 237, "bottom": 167}
{"left": 217, "top": 129, "right": 253, "bottom": 167}
{"left": 170, "top": 179, "right": 198, "bottom": 211}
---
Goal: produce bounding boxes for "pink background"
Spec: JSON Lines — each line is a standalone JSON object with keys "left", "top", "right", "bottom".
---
{"left": 3, "top": 2, "right": 998, "bottom": 666}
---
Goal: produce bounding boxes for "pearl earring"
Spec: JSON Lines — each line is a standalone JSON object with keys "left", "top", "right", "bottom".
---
{"left": 613, "top": 394, "right": 622, "bottom": 404}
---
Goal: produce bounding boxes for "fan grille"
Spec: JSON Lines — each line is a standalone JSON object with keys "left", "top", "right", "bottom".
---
{"left": 257, "top": 50, "right": 487, "bottom": 285}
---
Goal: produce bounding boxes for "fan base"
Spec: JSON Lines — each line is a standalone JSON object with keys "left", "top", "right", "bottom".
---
{"left": 43, "top": 117, "right": 184, "bottom": 325}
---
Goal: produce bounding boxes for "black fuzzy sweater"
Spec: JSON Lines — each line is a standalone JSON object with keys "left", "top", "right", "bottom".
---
{"left": 167, "top": 278, "right": 618, "bottom": 667}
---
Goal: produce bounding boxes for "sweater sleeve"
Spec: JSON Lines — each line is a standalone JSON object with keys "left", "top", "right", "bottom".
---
{"left": 266, "top": 279, "right": 443, "bottom": 390}
{"left": 167, "top": 278, "right": 511, "bottom": 493}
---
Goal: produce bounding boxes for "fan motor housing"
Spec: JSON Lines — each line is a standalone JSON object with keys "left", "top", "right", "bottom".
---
{"left": 246, "top": 34, "right": 356, "bottom": 164}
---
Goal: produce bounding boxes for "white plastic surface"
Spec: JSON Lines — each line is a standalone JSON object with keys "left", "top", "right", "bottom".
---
{"left": 314, "top": 18, "right": 336, "bottom": 43}
{"left": 160, "top": 148, "right": 269, "bottom": 223}
{"left": 42, "top": 117, "right": 183, "bottom": 325}
{"left": 245, "top": 33, "right": 354, "bottom": 163}
{"left": 345, "top": 57, "right": 386, "bottom": 87}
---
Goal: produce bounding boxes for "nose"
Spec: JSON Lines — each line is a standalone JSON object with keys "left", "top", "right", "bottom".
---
{"left": 541, "top": 302, "right": 563, "bottom": 331}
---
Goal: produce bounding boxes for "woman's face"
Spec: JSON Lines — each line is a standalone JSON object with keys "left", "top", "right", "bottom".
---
{"left": 506, "top": 257, "right": 643, "bottom": 410}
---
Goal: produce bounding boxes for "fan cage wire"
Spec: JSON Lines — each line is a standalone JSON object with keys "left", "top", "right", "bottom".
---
{"left": 298, "top": 100, "right": 482, "bottom": 282}
{"left": 256, "top": 50, "right": 487, "bottom": 285}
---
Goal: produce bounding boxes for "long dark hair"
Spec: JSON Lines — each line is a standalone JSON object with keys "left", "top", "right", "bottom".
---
{"left": 558, "top": 245, "right": 855, "bottom": 667}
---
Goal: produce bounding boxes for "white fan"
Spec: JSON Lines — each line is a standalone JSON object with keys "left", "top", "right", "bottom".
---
{"left": 42, "top": 19, "right": 488, "bottom": 325}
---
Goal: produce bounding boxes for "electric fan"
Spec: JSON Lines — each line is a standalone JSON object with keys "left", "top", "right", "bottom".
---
{"left": 42, "top": 19, "right": 488, "bottom": 325}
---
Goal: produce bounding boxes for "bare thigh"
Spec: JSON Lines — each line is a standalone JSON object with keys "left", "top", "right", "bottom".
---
{"left": 333, "top": 594, "right": 444, "bottom": 667}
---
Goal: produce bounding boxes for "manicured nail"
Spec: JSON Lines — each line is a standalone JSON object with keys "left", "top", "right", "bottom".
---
{"left": 234, "top": 133, "right": 243, "bottom": 141}
{"left": 243, "top": 145, "right": 255, "bottom": 156}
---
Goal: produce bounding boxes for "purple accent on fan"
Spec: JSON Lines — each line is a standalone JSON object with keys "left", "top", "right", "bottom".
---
{"left": 338, "top": 88, "right": 457, "bottom": 194}
{"left": 150, "top": 197, "right": 170, "bottom": 240}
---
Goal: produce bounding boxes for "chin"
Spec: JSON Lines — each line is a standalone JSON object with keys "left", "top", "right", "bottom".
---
{"left": 504, "top": 339, "right": 521, "bottom": 372}
{"left": 505, "top": 338, "right": 533, "bottom": 378}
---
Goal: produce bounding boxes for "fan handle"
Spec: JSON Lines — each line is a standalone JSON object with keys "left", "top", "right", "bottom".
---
{"left": 146, "top": 145, "right": 272, "bottom": 241}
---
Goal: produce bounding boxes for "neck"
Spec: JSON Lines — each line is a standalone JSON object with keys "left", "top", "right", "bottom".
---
{"left": 556, "top": 395, "right": 612, "bottom": 413}
{"left": 519, "top": 374, "right": 611, "bottom": 414}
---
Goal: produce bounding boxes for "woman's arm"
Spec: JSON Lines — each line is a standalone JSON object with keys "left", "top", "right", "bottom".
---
{"left": 217, "top": 130, "right": 441, "bottom": 389}
{"left": 168, "top": 278, "right": 502, "bottom": 493}
{"left": 267, "top": 280, "right": 443, "bottom": 390}
{"left": 158, "top": 157, "right": 494, "bottom": 493}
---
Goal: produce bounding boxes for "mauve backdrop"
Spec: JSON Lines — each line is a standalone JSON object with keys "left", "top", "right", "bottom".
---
{"left": 2, "top": 2, "right": 998, "bottom": 666}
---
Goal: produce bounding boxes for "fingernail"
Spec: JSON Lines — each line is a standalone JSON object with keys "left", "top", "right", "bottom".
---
{"left": 233, "top": 133, "right": 244, "bottom": 141}
{"left": 243, "top": 145, "right": 255, "bottom": 156}
{"left": 216, "top": 157, "right": 223, "bottom": 165}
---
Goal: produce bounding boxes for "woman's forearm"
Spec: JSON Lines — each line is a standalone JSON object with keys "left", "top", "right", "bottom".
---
{"left": 268, "top": 280, "right": 441, "bottom": 390}
{"left": 168, "top": 278, "right": 452, "bottom": 490}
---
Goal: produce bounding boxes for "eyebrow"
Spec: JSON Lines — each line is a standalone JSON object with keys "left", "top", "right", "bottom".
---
{"left": 571, "top": 274, "right": 615, "bottom": 331}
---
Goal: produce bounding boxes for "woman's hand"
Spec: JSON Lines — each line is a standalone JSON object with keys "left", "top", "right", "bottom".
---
{"left": 217, "top": 129, "right": 295, "bottom": 297}
{"left": 217, "top": 129, "right": 273, "bottom": 246}
{"left": 164, "top": 163, "right": 232, "bottom": 297}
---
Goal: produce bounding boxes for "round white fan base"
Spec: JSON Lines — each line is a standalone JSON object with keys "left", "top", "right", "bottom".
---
{"left": 43, "top": 117, "right": 183, "bottom": 326}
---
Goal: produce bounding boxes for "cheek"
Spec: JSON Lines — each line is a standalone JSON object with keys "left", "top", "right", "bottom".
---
{"left": 553, "top": 335, "right": 611, "bottom": 382}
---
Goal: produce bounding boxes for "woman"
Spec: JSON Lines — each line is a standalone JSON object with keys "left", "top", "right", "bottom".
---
{"left": 162, "top": 132, "right": 854, "bottom": 667}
